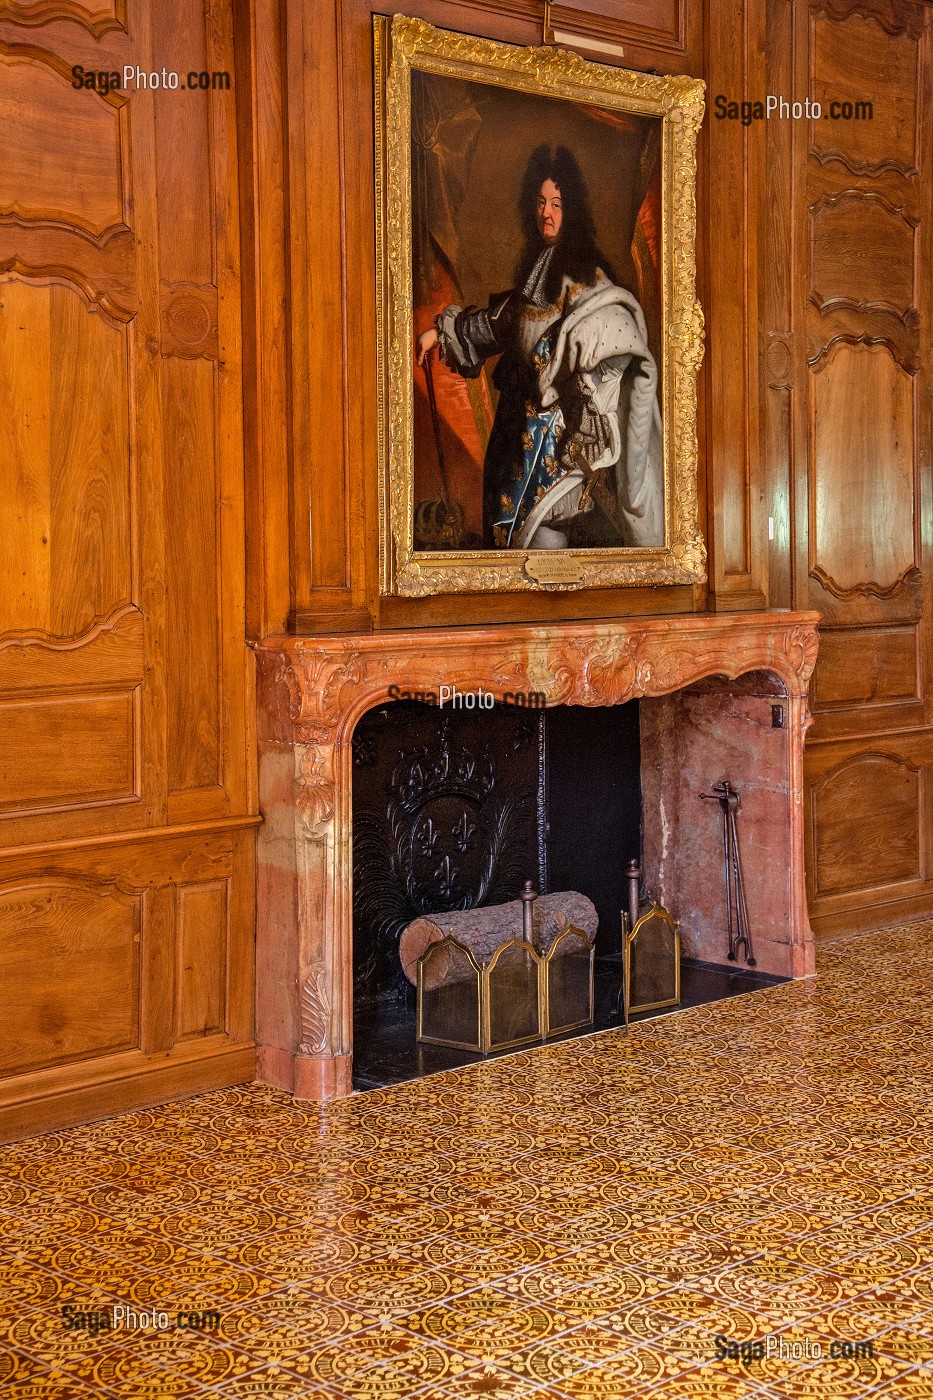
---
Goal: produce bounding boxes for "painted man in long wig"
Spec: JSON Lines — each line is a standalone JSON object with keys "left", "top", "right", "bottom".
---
{"left": 418, "top": 144, "right": 663, "bottom": 550}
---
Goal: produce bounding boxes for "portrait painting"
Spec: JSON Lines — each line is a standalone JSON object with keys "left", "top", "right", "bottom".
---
{"left": 375, "top": 16, "right": 706, "bottom": 595}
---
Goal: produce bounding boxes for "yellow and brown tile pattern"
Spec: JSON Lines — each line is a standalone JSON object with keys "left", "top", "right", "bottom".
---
{"left": 4, "top": 923, "right": 933, "bottom": 1396}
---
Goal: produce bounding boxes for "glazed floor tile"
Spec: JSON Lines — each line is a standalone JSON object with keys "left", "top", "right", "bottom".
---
{"left": 5, "top": 920, "right": 933, "bottom": 1395}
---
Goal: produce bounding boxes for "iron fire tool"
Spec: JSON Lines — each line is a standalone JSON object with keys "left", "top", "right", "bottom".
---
{"left": 414, "top": 351, "right": 465, "bottom": 548}
{"left": 700, "top": 780, "right": 756, "bottom": 966}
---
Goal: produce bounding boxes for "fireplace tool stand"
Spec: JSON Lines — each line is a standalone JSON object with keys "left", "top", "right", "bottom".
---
{"left": 701, "top": 780, "right": 756, "bottom": 966}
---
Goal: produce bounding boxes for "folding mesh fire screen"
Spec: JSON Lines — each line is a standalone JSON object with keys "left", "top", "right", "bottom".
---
{"left": 416, "top": 925, "right": 594, "bottom": 1054}
{"left": 623, "top": 903, "right": 680, "bottom": 1024}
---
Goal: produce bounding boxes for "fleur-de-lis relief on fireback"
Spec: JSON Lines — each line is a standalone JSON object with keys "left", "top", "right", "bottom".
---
{"left": 451, "top": 811, "right": 477, "bottom": 854}
{"left": 352, "top": 730, "right": 377, "bottom": 767}
{"left": 435, "top": 854, "right": 456, "bottom": 900}
{"left": 415, "top": 817, "right": 439, "bottom": 857}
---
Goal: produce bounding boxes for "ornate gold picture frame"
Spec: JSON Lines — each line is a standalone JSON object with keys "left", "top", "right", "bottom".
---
{"left": 375, "top": 15, "right": 706, "bottom": 596}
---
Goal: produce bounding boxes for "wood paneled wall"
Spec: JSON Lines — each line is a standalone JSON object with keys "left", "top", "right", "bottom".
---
{"left": 0, "top": 0, "right": 256, "bottom": 1138}
{"left": 763, "top": 0, "right": 933, "bottom": 935}
{"left": 239, "top": 0, "right": 770, "bottom": 635}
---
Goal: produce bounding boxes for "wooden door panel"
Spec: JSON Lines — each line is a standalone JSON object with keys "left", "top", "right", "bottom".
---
{"left": 0, "top": 1, "right": 127, "bottom": 37}
{"left": 0, "top": 690, "right": 136, "bottom": 810}
{"left": 0, "top": 40, "right": 146, "bottom": 847}
{"left": 809, "top": 194, "right": 917, "bottom": 320}
{"left": 0, "top": 605, "right": 143, "bottom": 693}
{"left": 812, "top": 623, "right": 919, "bottom": 715}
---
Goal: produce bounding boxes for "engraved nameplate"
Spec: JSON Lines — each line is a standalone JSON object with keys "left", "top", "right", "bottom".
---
{"left": 524, "top": 555, "right": 585, "bottom": 586}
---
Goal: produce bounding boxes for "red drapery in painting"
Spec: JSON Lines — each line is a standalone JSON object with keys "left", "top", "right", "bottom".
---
{"left": 412, "top": 76, "right": 489, "bottom": 543}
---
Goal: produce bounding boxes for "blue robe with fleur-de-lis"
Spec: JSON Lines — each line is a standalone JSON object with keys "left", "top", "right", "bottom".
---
{"left": 491, "top": 335, "right": 566, "bottom": 547}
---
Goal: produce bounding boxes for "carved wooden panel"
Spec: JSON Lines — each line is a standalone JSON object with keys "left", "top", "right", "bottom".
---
{"left": 0, "top": 1, "right": 127, "bottom": 35}
{"left": 812, "top": 752, "right": 921, "bottom": 895}
{"left": 810, "top": 345, "right": 915, "bottom": 598}
{"left": 0, "top": 281, "right": 131, "bottom": 637}
{"left": 0, "top": 606, "right": 143, "bottom": 695}
{"left": 0, "top": 881, "right": 139, "bottom": 1076}
{"left": 0, "top": 691, "right": 135, "bottom": 811}
{"left": 163, "top": 358, "right": 221, "bottom": 794}
{"left": 809, "top": 194, "right": 916, "bottom": 321}
{"left": 812, "top": 625, "right": 918, "bottom": 709}
{"left": 810, "top": 11, "right": 919, "bottom": 175}
{"left": 175, "top": 880, "right": 228, "bottom": 1039}
{"left": 0, "top": 47, "right": 127, "bottom": 241}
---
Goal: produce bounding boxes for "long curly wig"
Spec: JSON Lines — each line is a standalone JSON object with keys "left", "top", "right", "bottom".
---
{"left": 514, "top": 144, "right": 615, "bottom": 302}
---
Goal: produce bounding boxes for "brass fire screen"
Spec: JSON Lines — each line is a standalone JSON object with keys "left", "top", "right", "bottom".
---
{"left": 623, "top": 903, "right": 680, "bottom": 1023}
{"left": 416, "top": 926, "right": 594, "bottom": 1054}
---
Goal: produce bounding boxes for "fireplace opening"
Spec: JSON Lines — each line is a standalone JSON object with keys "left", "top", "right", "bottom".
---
{"left": 351, "top": 681, "right": 785, "bottom": 1091}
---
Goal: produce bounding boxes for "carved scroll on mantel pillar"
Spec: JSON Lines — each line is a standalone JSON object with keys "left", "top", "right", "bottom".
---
{"left": 255, "top": 612, "right": 819, "bottom": 1101}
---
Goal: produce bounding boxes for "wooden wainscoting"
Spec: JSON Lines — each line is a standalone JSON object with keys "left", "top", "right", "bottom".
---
{"left": 0, "top": 0, "right": 256, "bottom": 1140}
{"left": 763, "top": 0, "right": 933, "bottom": 935}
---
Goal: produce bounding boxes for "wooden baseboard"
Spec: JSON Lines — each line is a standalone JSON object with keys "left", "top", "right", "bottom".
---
{"left": 0, "top": 1040, "right": 256, "bottom": 1144}
{"left": 811, "top": 890, "right": 933, "bottom": 942}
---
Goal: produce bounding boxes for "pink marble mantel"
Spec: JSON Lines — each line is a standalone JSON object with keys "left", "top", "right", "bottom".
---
{"left": 255, "top": 611, "right": 819, "bottom": 1101}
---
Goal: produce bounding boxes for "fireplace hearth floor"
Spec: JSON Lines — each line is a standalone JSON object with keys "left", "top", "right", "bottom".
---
{"left": 352, "top": 956, "right": 786, "bottom": 1091}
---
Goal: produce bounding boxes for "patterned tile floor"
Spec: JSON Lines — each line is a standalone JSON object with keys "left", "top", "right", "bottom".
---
{"left": 4, "top": 924, "right": 933, "bottom": 1397}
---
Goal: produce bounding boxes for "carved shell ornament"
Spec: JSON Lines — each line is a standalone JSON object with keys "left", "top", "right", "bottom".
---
{"left": 296, "top": 746, "right": 335, "bottom": 838}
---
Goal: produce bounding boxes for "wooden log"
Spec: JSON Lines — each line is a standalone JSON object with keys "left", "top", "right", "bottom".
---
{"left": 399, "top": 891, "right": 597, "bottom": 986}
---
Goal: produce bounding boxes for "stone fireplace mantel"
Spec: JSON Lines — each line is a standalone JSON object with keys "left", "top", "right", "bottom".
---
{"left": 255, "top": 611, "right": 819, "bottom": 1100}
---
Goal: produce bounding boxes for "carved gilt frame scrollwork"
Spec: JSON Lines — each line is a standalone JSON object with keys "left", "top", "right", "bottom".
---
{"left": 374, "top": 14, "right": 707, "bottom": 596}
